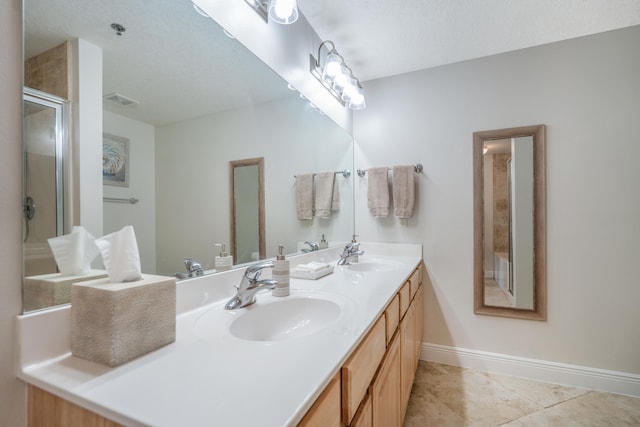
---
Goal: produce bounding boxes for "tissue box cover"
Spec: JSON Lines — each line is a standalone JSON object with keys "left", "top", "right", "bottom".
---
{"left": 71, "top": 274, "right": 176, "bottom": 367}
{"left": 23, "top": 270, "right": 108, "bottom": 312}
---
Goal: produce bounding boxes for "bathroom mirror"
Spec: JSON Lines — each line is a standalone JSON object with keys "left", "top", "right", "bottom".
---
{"left": 473, "top": 125, "right": 546, "bottom": 320}
{"left": 230, "top": 158, "right": 265, "bottom": 265}
{"left": 22, "top": 0, "right": 354, "bottom": 313}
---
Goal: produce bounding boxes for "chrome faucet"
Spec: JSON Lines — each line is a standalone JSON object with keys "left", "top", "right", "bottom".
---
{"left": 175, "top": 258, "right": 204, "bottom": 279}
{"left": 224, "top": 261, "right": 278, "bottom": 310}
{"left": 338, "top": 242, "right": 364, "bottom": 265}
{"left": 301, "top": 241, "right": 319, "bottom": 253}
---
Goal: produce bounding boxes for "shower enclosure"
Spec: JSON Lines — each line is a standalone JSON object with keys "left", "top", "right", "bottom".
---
{"left": 23, "top": 87, "right": 69, "bottom": 277}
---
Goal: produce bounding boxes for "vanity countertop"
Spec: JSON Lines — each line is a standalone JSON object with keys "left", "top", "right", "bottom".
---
{"left": 17, "top": 242, "right": 422, "bottom": 427}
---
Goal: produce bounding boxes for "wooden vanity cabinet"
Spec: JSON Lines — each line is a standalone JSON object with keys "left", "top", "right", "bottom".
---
{"left": 28, "top": 385, "right": 121, "bottom": 427}
{"left": 371, "top": 331, "right": 402, "bottom": 427}
{"left": 298, "top": 373, "right": 342, "bottom": 427}
{"left": 341, "top": 315, "right": 386, "bottom": 424}
{"left": 350, "top": 393, "right": 372, "bottom": 427}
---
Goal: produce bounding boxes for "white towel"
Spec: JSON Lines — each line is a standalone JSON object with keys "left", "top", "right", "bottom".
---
{"left": 392, "top": 165, "right": 415, "bottom": 218}
{"left": 367, "top": 167, "right": 390, "bottom": 218}
{"left": 331, "top": 177, "right": 340, "bottom": 212}
{"left": 314, "top": 171, "right": 335, "bottom": 218}
{"left": 296, "top": 173, "right": 313, "bottom": 220}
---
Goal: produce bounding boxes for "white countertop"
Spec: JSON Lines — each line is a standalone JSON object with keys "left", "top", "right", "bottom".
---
{"left": 17, "top": 243, "right": 422, "bottom": 427}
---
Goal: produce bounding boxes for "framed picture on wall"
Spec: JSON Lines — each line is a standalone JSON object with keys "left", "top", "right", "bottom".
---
{"left": 103, "top": 133, "right": 130, "bottom": 187}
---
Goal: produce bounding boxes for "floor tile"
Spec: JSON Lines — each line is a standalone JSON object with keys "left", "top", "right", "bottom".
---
{"left": 406, "top": 361, "right": 640, "bottom": 426}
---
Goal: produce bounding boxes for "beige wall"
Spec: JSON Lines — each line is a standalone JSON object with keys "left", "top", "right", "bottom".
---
{"left": 355, "top": 25, "right": 640, "bottom": 374}
{"left": 0, "top": 0, "right": 27, "bottom": 425}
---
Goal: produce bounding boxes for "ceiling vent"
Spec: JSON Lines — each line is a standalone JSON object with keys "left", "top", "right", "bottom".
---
{"left": 103, "top": 93, "right": 139, "bottom": 107}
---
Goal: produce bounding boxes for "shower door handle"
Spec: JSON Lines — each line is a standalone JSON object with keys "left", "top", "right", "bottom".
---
{"left": 23, "top": 196, "right": 36, "bottom": 221}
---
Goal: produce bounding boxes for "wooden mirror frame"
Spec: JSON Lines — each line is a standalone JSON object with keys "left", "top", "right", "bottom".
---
{"left": 229, "top": 157, "right": 265, "bottom": 264}
{"left": 473, "top": 125, "right": 546, "bottom": 320}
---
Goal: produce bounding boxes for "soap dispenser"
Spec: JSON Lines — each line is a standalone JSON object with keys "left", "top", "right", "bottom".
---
{"left": 272, "top": 244, "right": 290, "bottom": 297}
{"left": 318, "top": 234, "right": 329, "bottom": 249}
{"left": 350, "top": 234, "right": 360, "bottom": 263}
{"left": 214, "top": 243, "right": 233, "bottom": 271}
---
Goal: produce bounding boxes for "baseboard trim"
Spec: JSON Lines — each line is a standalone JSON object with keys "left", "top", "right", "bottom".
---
{"left": 420, "top": 342, "right": 640, "bottom": 397}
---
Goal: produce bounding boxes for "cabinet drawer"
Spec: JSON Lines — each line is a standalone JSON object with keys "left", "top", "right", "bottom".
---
{"left": 408, "top": 266, "right": 422, "bottom": 299}
{"left": 385, "top": 294, "right": 399, "bottom": 345}
{"left": 342, "top": 315, "right": 386, "bottom": 425}
{"left": 398, "top": 281, "right": 410, "bottom": 319}
{"left": 298, "top": 373, "right": 341, "bottom": 427}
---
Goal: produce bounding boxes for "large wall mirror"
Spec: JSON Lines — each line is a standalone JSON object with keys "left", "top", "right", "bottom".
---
{"left": 473, "top": 125, "right": 546, "bottom": 320}
{"left": 22, "top": 0, "right": 354, "bottom": 313}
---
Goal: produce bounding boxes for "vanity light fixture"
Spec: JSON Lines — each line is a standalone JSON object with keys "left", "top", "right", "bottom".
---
{"left": 310, "top": 40, "right": 366, "bottom": 110}
{"left": 244, "top": 0, "right": 298, "bottom": 24}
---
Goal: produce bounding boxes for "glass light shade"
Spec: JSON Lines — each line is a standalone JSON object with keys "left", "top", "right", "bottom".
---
{"left": 322, "top": 52, "right": 342, "bottom": 82}
{"left": 332, "top": 66, "right": 350, "bottom": 93}
{"left": 349, "top": 87, "right": 366, "bottom": 110}
{"left": 268, "top": 0, "right": 298, "bottom": 24}
{"left": 341, "top": 77, "right": 359, "bottom": 101}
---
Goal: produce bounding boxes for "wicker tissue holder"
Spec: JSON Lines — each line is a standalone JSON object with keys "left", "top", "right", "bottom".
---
{"left": 70, "top": 274, "right": 176, "bottom": 367}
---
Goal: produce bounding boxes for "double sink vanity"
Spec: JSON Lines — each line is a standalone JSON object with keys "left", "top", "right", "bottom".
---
{"left": 17, "top": 242, "right": 423, "bottom": 426}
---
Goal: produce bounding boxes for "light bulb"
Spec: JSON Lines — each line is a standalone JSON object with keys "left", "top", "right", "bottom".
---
{"left": 332, "top": 66, "right": 350, "bottom": 93}
{"left": 341, "top": 78, "right": 359, "bottom": 102}
{"left": 349, "top": 87, "right": 366, "bottom": 110}
{"left": 268, "top": 0, "right": 298, "bottom": 24}
{"left": 321, "top": 52, "right": 342, "bottom": 82}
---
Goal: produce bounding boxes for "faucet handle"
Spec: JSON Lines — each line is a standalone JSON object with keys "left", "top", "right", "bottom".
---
{"left": 244, "top": 260, "right": 275, "bottom": 282}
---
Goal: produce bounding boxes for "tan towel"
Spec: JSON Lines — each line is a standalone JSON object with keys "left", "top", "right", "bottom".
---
{"left": 367, "top": 167, "right": 390, "bottom": 218}
{"left": 314, "top": 171, "right": 335, "bottom": 218}
{"left": 296, "top": 173, "right": 313, "bottom": 220}
{"left": 331, "top": 176, "right": 340, "bottom": 212}
{"left": 392, "top": 165, "right": 415, "bottom": 218}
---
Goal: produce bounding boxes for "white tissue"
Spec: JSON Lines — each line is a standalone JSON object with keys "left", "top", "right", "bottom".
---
{"left": 48, "top": 226, "right": 100, "bottom": 276}
{"left": 95, "top": 225, "right": 142, "bottom": 283}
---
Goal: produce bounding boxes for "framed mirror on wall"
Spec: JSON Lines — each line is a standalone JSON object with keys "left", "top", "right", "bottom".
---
{"left": 230, "top": 158, "right": 265, "bottom": 265}
{"left": 473, "top": 124, "right": 546, "bottom": 320}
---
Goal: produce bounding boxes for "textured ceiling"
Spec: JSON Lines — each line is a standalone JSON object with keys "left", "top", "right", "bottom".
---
{"left": 298, "top": 0, "right": 640, "bottom": 82}
{"left": 24, "top": 0, "right": 640, "bottom": 125}
{"left": 24, "top": 0, "right": 292, "bottom": 126}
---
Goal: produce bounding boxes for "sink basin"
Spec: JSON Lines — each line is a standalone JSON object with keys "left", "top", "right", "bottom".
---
{"left": 195, "top": 290, "right": 350, "bottom": 343}
{"left": 230, "top": 297, "right": 340, "bottom": 341}
{"left": 343, "top": 259, "right": 404, "bottom": 272}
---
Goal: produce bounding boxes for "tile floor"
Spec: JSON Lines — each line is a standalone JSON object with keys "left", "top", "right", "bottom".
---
{"left": 404, "top": 361, "right": 640, "bottom": 426}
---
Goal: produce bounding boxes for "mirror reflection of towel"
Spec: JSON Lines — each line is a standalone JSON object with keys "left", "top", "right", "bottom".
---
{"left": 393, "top": 165, "right": 415, "bottom": 218}
{"left": 296, "top": 173, "right": 313, "bottom": 220}
{"left": 315, "top": 172, "right": 336, "bottom": 218}
{"left": 367, "top": 167, "right": 390, "bottom": 218}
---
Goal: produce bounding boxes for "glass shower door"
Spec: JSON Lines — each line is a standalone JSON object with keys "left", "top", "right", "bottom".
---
{"left": 23, "top": 87, "right": 68, "bottom": 277}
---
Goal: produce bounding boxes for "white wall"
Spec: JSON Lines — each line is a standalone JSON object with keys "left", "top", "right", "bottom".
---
{"left": 0, "top": 0, "right": 27, "bottom": 424}
{"left": 355, "top": 26, "right": 640, "bottom": 375}
{"left": 103, "top": 111, "right": 157, "bottom": 273}
{"left": 155, "top": 96, "right": 353, "bottom": 276}
{"left": 70, "top": 39, "right": 103, "bottom": 240}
